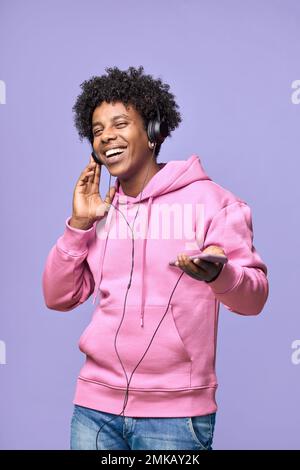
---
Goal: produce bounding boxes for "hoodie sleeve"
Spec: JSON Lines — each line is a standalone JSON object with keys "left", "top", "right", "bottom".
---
{"left": 42, "top": 216, "right": 98, "bottom": 312}
{"left": 201, "top": 201, "right": 269, "bottom": 315}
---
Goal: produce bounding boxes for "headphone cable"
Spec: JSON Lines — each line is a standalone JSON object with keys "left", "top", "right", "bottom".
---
{"left": 94, "top": 144, "right": 185, "bottom": 450}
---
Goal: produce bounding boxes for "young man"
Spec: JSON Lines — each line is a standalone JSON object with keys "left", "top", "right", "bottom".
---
{"left": 42, "top": 66, "right": 269, "bottom": 450}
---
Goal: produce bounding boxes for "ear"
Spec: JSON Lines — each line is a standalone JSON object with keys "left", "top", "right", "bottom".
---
{"left": 148, "top": 141, "right": 155, "bottom": 150}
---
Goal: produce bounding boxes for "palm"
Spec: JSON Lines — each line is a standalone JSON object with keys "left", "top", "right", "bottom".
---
{"left": 72, "top": 156, "right": 115, "bottom": 222}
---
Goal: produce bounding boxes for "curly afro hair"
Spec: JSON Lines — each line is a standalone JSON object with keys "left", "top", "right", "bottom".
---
{"left": 72, "top": 66, "right": 182, "bottom": 158}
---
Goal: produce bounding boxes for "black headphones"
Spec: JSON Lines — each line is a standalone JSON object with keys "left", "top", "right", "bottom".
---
{"left": 91, "top": 104, "right": 169, "bottom": 164}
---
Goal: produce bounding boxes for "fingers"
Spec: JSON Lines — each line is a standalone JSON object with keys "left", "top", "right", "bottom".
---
{"left": 104, "top": 186, "right": 116, "bottom": 204}
{"left": 90, "top": 155, "right": 101, "bottom": 190}
{"left": 78, "top": 155, "right": 98, "bottom": 190}
{"left": 175, "top": 254, "right": 206, "bottom": 274}
{"left": 202, "top": 245, "right": 225, "bottom": 256}
{"left": 78, "top": 156, "right": 95, "bottom": 179}
{"left": 173, "top": 253, "right": 215, "bottom": 281}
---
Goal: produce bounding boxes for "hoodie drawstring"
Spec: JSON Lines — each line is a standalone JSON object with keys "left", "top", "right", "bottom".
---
{"left": 140, "top": 196, "right": 153, "bottom": 328}
{"left": 92, "top": 192, "right": 153, "bottom": 329}
{"left": 92, "top": 192, "right": 119, "bottom": 306}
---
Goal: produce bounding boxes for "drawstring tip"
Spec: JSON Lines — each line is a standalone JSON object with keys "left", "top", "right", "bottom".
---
{"left": 140, "top": 316, "right": 144, "bottom": 328}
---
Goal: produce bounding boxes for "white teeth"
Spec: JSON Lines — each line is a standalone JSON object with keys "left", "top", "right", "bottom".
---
{"left": 105, "top": 147, "right": 126, "bottom": 157}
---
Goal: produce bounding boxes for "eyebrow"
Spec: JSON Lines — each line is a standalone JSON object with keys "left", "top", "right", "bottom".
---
{"left": 92, "top": 114, "right": 130, "bottom": 128}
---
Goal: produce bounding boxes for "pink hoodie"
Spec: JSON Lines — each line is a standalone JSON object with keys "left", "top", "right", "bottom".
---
{"left": 42, "top": 155, "right": 268, "bottom": 417}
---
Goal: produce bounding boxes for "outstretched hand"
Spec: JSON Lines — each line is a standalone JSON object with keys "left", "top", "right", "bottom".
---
{"left": 173, "top": 246, "right": 225, "bottom": 282}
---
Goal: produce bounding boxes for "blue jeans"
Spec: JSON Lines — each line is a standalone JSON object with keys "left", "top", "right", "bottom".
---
{"left": 70, "top": 405, "right": 216, "bottom": 450}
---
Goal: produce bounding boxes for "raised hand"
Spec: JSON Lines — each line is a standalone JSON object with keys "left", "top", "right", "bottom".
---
{"left": 69, "top": 155, "right": 116, "bottom": 230}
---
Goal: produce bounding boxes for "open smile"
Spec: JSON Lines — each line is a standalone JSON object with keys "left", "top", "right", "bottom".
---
{"left": 105, "top": 147, "right": 127, "bottom": 164}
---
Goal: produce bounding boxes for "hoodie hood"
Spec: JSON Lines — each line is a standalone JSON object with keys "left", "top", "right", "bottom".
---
{"left": 115, "top": 154, "right": 211, "bottom": 202}
{"left": 91, "top": 155, "right": 212, "bottom": 326}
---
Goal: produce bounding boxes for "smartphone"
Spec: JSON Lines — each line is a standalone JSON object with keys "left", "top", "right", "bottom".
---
{"left": 169, "top": 253, "right": 228, "bottom": 266}
{"left": 190, "top": 253, "right": 228, "bottom": 264}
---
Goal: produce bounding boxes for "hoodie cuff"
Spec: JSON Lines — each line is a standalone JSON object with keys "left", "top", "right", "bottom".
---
{"left": 56, "top": 216, "right": 96, "bottom": 256}
{"left": 205, "top": 261, "right": 243, "bottom": 294}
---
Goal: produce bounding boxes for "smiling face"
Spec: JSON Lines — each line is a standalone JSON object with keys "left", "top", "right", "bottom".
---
{"left": 92, "top": 101, "right": 157, "bottom": 183}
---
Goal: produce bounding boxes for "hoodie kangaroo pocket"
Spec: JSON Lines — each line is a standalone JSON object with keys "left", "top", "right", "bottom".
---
{"left": 78, "top": 304, "right": 192, "bottom": 390}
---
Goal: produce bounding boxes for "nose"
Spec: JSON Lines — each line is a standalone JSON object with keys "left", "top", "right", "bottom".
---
{"left": 101, "top": 127, "right": 117, "bottom": 144}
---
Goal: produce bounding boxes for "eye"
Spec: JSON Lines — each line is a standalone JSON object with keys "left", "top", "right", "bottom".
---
{"left": 94, "top": 122, "right": 127, "bottom": 136}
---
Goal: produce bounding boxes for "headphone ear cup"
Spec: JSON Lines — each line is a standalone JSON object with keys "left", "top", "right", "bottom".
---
{"left": 159, "top": 120, "right": 169, "bottom": 141}
{"left": 147, "top": 119, "right": 169, "bottom": 145}
{"left": 147, "top": 119, "right": 156, "bottom": 144}
{"left": 91, "top": 150, "right": 102, "bottom": 165}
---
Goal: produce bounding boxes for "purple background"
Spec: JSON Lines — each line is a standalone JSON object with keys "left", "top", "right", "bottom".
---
{"left": 0, "top": 0, "right": 299, "bottom": 450}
